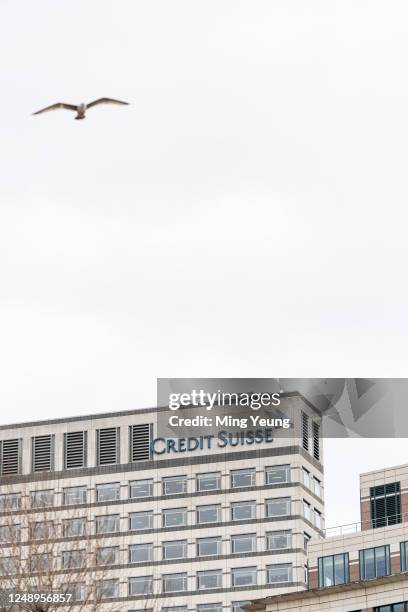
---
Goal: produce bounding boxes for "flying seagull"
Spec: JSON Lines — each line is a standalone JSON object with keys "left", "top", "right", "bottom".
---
{"left": 33, "top": 98, "right": 129, "bottom": 120}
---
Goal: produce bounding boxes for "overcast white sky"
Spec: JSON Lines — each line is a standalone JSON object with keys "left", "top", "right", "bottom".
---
{"left": 1, "top": 0, "right": 408, "bottom": 527}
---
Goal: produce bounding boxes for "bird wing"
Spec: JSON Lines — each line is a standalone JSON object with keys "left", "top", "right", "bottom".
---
{"left": 33, "top": 103, "right": 77, "bottom": 115}
{"left": 87, "top": 97, "right": 129, "bottom": 108}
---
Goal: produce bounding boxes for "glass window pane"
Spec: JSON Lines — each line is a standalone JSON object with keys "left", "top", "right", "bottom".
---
{"left": 197, "top": 537, "right": 221, "bottom": 556}
{"left": 129, "top": 479, "right": 153, "bottom": 498}
{"left": 266, "top": 465, "right": 290, "bottom": 485}
{"left": 232, "top": 567, "right": 257, "bottom": 586}
{"left": 96, "top": 482, "right": 120, "bottom": 502}
{"left": 197, "top": 570, "right": 222, "bottom": 590}
{"left": 197, "top": 473, "right": 221, "bottom": 491}
{"left": 163, "top": 541, "right": 187, "bottom": 560}
{"left": 130, "top": 543, "right": 153, "bottom": 562}
{"left": 322, "top": 556, "right": 334, "bottom": 586}
{"left": 232, "top": 501, "right": 256, "bottom": 520}
{"left": 163, "top": 573, "right": 187, "bottom": 593}
{"left": 63, "top": 486, "right": 86, "bottom": 505}
{"left": 130, "top": 511, "right": 153, "bottom": 530}
{"left": 129, "top": 576, "right": 153, "bottom": 595}
{"left": 163, "top": 476, "right": 187, "bottom": 495}
{"left": 163, "top": 508, "right": 186, "bottom": 527}
{"left": 232, "top": 534, "right": 256, "bottom": 553}
{"left": 267, "top": 563, "right": 292, "bottom": 583}
{"left": 334, "top": 554, "right": 346, "bottom": 585}
{"left": 197, "top": 505, "right": 221, "bottom": 523}
{"left": 231, "top": 469, "right": 256, "bottom": 488}
{"left": 364, "top": 548, "right": 375, "bottom": 580}
{"left": 375, "top": 546, "right": 387, "bottom": 578}
{"left": 267, "top": 498, "right": 290, "bottom": 517}
{"left": 198, "top": 605, "right": 222, "bottom": 612}
{"left": 266, "top": 530, "right": 292, "bottom": 550}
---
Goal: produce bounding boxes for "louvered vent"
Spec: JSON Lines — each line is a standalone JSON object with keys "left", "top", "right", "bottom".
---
{"left": 370, "top": 482, "right": 401, "bottom": 528}
{"left": 97, "top": 428, "right": 119, "bottom": 465}
{"left": 0, "top": 439, "right": 22, "bottom": 475}
{"left": 301, "top": 412, "right": 309, "bottom": 451}
{"left": 312, "top": 421, "right": 320, "bottom": 461}
{"left": 64, "top": 431, "right": 87, "bottom": 469}
{"left": 129, "top": 424, "right": 152, "bottom": 462}
{"left": 32, "top": 435, "right": 54, "bottom": 472}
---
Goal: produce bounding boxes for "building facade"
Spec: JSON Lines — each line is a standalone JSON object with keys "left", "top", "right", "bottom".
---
{"left": 0, "top": 393, "right": 323, "bottom": 610}
{"left": 248, "top": 464, "right": 408, "bottom": 612}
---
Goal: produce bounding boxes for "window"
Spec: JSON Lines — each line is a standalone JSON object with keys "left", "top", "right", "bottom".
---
{"left": 375, "top": 604, "right": 408, "bottom": 612}
{"left": 31, "top": 435, "right": 54, "bottom": 472}
{"left": 62, "top": 518, "right": 86, "bottom": 537}
{"left": 163, "top": 540, "right": 187, "bottom": 560}
{"left": 198, "top": 605, "right": 222, "bottom": 612}
{"left": 97, "top": 579, "right": 119, "bottom": 599}
{"left": 62, "top": 550, "right": 85, "bottom": 569}
{"left": 95, "top": 514, "right": 120, "bottom": 534}
{"left": 313, "top": 477, "right": 322, "bottom": 497}
{"left": 0, "top": 524, "right": 20, "bottom": 543}
{"left": 0, "top": 439, "right": 22, "bottom": 475}
{"left": 318, "top": 553, "right": 349, "bottom": 587}
{"left": 266, "top": 497, "right": 290, "bottom": 517}
{"left": 64, "top": 431, "right": 87, "bottom": 469}
{"left": 231, "top": 567, "right": 257, "bottom": 587}
{"left": 163, "top": 507, "right": 186, "bottom": 527}
{"left": 370, "top": 482, "right": 401, "bottom": 528}
{"left": 231, "top": 533, "right": 256, "bottom": 554}
{"left": 197, "top": 472, "right": 221, "bottom": 492}
{"left": 0, "top": 556, "right": 18, "bottom": 576}
{"left": 31, "top": 489, "right": 54, "bottom": 508}
{"left": 165, "top": 608, "right": 188, "bottom": 612}
{"left": 30, "top": 520, "right": 55, "bottom": 540}
{"left": 130, "top": 543, "right": 153, "bottom": 563}
{"left": 63, "top": 485, "right": 86, "bottom": 505}
{"left": 96, "top": 482, "right": 120, "bottom": 502}
{"left": 266, "top": 465, "right": 290, "bottom": 485}
{"left": 96, "top": 427, "right": 119, "bottom": 466}
{"left": 130, "top": 511, "right": 153, "bottom": 530}
{"left": 96, "top": 546, "right": 118, "bottom": 566}
{"left": 303, "top": 500, "right": 311, "bottom": 521}
{"left": 30, "top": 553, "right": 52, "bottom": 572}
{"left": 163, "top": 573, "right": 187, "bottom": 593}
{"left": 231, "top": 468, "right": 256, "bottom": 488}
{"left": 63, "top": 583, "right": 85, "bottom": 602}
{"left": 129, "top": 423, "right": 152, "bottom": 461}
{"left": 232, "top": 602, "right": 251, "bottom": 612}
{"left": 197, "top": 537, "right": 221, "bottom": 557}
{"left": 266, "top": 530, "right": 292, "bottom": 550}
{"left": 197, "top": 504, "right": 221, "bottom": 524}
{"left": 163, "top": 475, "right": 187, "bottom": 495}
{"left": 130, "top": 479, "right": 153, "bottom": 498}
{"left": 0, "top": 493, "right": 21, "bottom": 511}
{"left": 401, "top": 541, "right": 408, "bottom": 571}
{"left": 129, "top": 576, "right": 153, "bottom": 595}
{"left": 304, "top": 532, "right": 311, "bottom": 549}
{"left": 231, "top": 501, "right": 256, "bottom": 521}
{"left": 314, "top": 508, "right": 322, "bottom": 529}
{"left": 197, "top": 570, "right": 222, "bottom": 590}
{"left": 359, "top": 545, "right": 390, "bottom": 580}
{"left": 302, "top": 468, "right": 310, "bottom": 489}
{"left": 267, "top": 563, "right": 293, "bottom": 584}
{"left": 302, "top": 412, "right": 309, "bottom": 451}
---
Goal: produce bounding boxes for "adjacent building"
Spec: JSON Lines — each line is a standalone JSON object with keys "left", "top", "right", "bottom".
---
{"left": 0, "top": 393, "right": 324, "bottom": 611}
{"left": 248, "top": 463, "right": 408, "bottom": 612}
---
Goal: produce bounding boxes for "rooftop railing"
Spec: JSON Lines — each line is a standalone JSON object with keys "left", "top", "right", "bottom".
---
{"left": 323, "top": 512, "right": 404, "bottom": 538}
